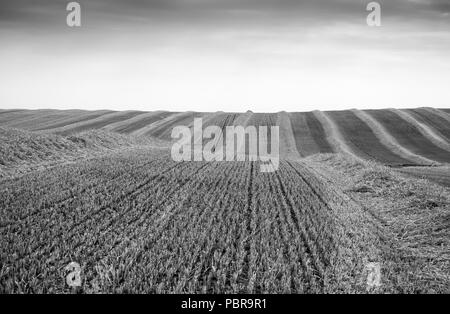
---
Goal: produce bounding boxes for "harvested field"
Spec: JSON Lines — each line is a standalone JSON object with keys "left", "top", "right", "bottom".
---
{"left": 406, "top": 109, "right": 450, "bottom": 141}
{"left": 0, "top": 110, "right": 113, "bottom": 132}
{"left": 2, "top": 108, "right": 447, "bottom": 167}
{"left": 398, "top": 166, "right": 450, "bottom": 187}
{"left": 34, "top": 110, "right": 113, "bottom": 132}
{"left": 1, "top": 110, "right": 72, "bottom": 130}
{"left": 1, "top": 146, "right": 447, "bottom": 293}
{"left": 305, "top": 154, "right": 449, "bottom": 293}
{"left": 327, "top": 111, "right": 413, "bottom": 166}
{"left": 55, "top": 111, "right": 145, "bottom": 136}
{"left": 0, "top": 110, "right": 55, "bottom": 126}
{"left": 0, "top": 150, "right": 386, "bottom": 293}
{"left": 0, "top": 108, "right": 449, "bottom": 294}
{"left": 365, "top": 109, "right": 450, "bottom": 164}
{"left": 289, "top": 112, "right": 334, "bottom": 157}
{"left": 141, "top": 112, "right": 206, "bottom": 139}
{"left": 194, "top": 112, "right": 240, "bottom": 149}
{"left": 0, "top": 110, "right": 27, "bottom": 115}
{"left": 244, "top": 113, "right": 278, "bottom": 153}
{"left": 0, "top": 128, "right": 160, "bottom": 178}
{"left": 104, "top": 111, "right": 174, "bottom": 134}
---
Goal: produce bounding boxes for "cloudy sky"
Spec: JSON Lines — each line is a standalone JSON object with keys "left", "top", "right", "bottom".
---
{"left": 0, "top": 0, "right": 449, "bottom": 112}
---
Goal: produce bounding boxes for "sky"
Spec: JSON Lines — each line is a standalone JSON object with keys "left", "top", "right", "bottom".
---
{"left": 0, "top": 0, "right": 449, "bottom": 112}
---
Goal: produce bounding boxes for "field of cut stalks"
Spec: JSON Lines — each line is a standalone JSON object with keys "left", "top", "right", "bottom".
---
{"left": 1, "top": 147, "right": 448, "bottom": 293}
{"left": 0, "top": 108, "right": 449, "bottom": 293}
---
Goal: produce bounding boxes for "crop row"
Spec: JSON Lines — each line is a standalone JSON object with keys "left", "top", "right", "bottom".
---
{"left": 1, "top": 153, "right": 376, "bottom": 293}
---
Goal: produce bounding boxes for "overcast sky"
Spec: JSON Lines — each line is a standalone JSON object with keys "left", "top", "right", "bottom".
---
{"left": 0, "top": 0, "right": 449, "bottom": 112}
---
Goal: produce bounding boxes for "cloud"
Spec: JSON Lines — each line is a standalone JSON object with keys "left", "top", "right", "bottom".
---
{"left": 1, "top": 0, "right": 448, "bottom": 29}
{"left": 0, "top": 0, "right": 449, "bottom": 111}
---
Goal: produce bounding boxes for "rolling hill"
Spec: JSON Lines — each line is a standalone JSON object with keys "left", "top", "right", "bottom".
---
{"left": 1, "top": 107, "right": 448, "bottom": 186}
{"left": 0, "top": 107, "right": 449, "bottom": 293}
{"left": 1, "top": 108, "right": 448, "bottom": 163}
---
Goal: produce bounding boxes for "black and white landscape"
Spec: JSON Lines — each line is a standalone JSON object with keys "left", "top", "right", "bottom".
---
{"left": 0, "top": 1, "right": 449, "bottom": 294}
